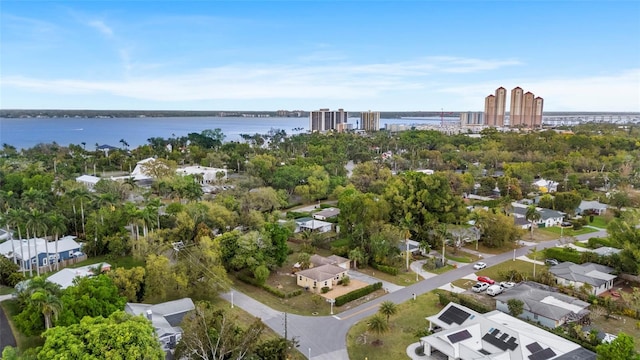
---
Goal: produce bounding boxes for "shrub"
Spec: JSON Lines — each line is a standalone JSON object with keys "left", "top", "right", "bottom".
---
{"left": 237, "top": 273, "right": 301, "bottom": 299}
{"left": 321, "top": 287, "right": 330, "bottom": 294}
{"left": 341, "top": 276, "right": 350, "bottom": 286}
{"left": 587, "top": 237, "right": 612, "bottom": 249}
{"left": 545, "top": 247, "right": 582, "bottom": 264}
{"left": 335, "top": 282, "right": 382, "bottom": 306}
{"left": 371, "top": 263, "right": 398, "bottom": 276}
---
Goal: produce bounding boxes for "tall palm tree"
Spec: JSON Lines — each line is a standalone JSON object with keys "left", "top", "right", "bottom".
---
{"left": 26, "top": 209, "right": 48, "bottom": 276}
{"left": 378, "top": 301, "right": 398, "bottom": 324}
{"left": 69, "top": 187, "right": 91, "bottom": 236}
{"left": 48, "top": 212, "right": 67, "bottom": 270}
{"left": 7, "top": 208, "right": 27, "bottom": 274}
{"left": 525, "top": 205, "right": 542, "bottom": 240}
{"left": 348, "top": 247, "right": 366, "bottom": 270}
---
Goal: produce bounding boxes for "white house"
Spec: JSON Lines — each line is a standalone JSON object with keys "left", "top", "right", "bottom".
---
{"left": 549, "top": 262, "right": 616, "bottom": 295}
{"left": 533, "top": 178, "right": 559, "bottom": 193}
{"left": 176, "top": 165, "right": 227, "bottom": 184}
{"left": 511, "top": 203, "right": 565, "bottom": 228}
{"left": 422, "top": 303, "right": 596, "bottom": 360}
{"left": 576, "top": 200, "right": 609, "bottom": 215}
{"left": 296, "top": 264, "right": 348, "bottom": 293}
{"left": 47, "top": 263, "right": 111, "bottom": 289}
{"left": 75, "top": 175, "right": 102, "bottom": 190}
{"left": 294, "top": 217, "right": 333, "bottom": 233}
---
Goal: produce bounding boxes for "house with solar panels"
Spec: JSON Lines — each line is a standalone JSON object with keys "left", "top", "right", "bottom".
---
{"left": 421, "top": 302, "right": 596, "bottom": 360}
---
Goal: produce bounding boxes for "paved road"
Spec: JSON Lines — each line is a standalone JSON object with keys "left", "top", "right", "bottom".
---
{"left": 222, "top": 230, "right": 609, "bottom": 359}
{"left": 0, "top": 294, "right": 17, "bottom": 355}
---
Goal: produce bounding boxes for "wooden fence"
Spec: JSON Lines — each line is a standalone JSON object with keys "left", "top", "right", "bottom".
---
{"left": 33, "top": 254, "right": 88, "bottom": 274}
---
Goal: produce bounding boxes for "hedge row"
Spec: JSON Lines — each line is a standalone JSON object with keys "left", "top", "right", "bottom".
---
{"left": 371, "top": 263, "right": 398, "bottom": 276}
{"left": 437, "top": 291, "right": 492, "bottom": 314}
{"left": 544, "top": 247, "right": 582, "bottom": 263}
{"left": 335, "top": 282, "right": 382, "bottom": 307}
{"left": 237, "top": 273, "right": 302, "bottom": 299}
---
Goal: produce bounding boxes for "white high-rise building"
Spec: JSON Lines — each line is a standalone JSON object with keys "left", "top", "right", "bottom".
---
{"left": 309, "top": 108, "right": 348, "bottom": 132}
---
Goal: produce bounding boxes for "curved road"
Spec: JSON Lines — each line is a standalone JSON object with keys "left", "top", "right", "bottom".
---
{"left": 221, "top": 230, "right": 608, "bottom": 360}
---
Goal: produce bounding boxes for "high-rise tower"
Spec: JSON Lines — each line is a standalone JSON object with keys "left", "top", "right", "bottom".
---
{"left": 484, "top": 95, "right": 496, "bottom": 126}
{"left": 510, "top": 87, "right": 524, "bottom": 127}
{"left": 309, "top": 108, "right": 348, "bottom": 132}
{"left": 494, "top": 87, "right": 507, "bottom": 127}
{"left": 360, "top": 111, "right": 380, "bottom": 131}
{"left": 533, "top": 97, "right": 544, "bottom": 128}
{"left": 522, "top": 92, "right": 535, "bottom": 128}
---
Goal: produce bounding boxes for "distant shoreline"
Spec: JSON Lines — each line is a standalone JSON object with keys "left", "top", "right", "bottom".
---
{"left": 2, "top": 109, "right": 638, "bottom": 120}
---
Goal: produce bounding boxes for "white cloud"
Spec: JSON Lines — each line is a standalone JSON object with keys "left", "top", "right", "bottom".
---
{"left": 439, "top": 69, "right": 640, "bottom": 111}
{"left": 3, "top": 56, "right": 638, "bottom": 111}
{"left": 88, "top": 20, "right": 113, "bottom": 37}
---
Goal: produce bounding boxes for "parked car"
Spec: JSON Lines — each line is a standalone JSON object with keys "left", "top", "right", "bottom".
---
{"left": 477, "top": 276, "right": 495, "bottom": 285}
{"left": 472, "top": 282, "right": 490, "bottom": 293}
{"left": 500, "top": 281, "right": 516, "bottom": 289}
{"left": 487, "top": 285, "right": 504, "bottom": 296}
{"left": 545, "top": 258, "right": 559, "bottom": 266}
{"left": 473, "top": 262, "right": 487, "bottom": 270}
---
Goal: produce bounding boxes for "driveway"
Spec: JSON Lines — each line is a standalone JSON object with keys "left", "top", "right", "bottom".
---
{"left": 347, "top": 270, "right": 404, "bottom": 293}
{"left": 0, "top": 296, "right": 17, "bottom": 355}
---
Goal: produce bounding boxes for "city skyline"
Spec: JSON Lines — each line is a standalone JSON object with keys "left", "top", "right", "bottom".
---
{"left": 1, "top": 1, "right": 639, "bottom": 112}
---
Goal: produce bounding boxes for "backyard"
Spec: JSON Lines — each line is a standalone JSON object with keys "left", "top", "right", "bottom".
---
{"left": 540, "top": 226, "right": 598, "bottom": 237}
{"left": 347, "top": 291, "right": 441, "bottom": 360}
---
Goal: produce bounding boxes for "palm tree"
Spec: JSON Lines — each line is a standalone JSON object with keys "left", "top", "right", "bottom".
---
{"left": 378, "top": 301, "right": 398, "bottom": 324}
{"left": 30, "top": 290, "right": 62, "bottom": 330}
{"left": 48, "top": 212, "right": 67, "bottom": 270}
{"left": 69, "top": 187, "right": 91, "bottom": 236}
{"left": 26, "top": 209, "right": 48, "bottom": 276}
{"left": 367, "top": 314, "right": 389, "bottom": 344}
{"left": 525, "top": 205, "right": 541, "bottom": 239}
{"left": 7, "top": 208, "right": 27, "bottom": 274}
{"left": 348, "top": 247, "right": 366, "bottom": 270}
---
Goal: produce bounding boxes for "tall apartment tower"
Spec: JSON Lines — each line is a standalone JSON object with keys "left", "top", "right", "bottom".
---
{"left": 484, "top": 87, "right": 506, "bottom": 127}
{"left": 510, "top": 87, "right": 524, "bottom": 127}
{"left": 484, "top": 95, "right": 496, "bottom": 126}
{"left": 309, "top": 108, "right": 348, "bottom": 132}
{"left": 460, "top": 112, "right": 484, "bottom": 127}
{"left": 521, "top": 92, "right": 535, "bottom": 128}
{"left": 360, "top": 111, "right": 380, "bottom": 131}
{"left": 533, "top": 97, "right": 544, "bottom": 128}
{"left": 494, "top": 87, "right": 507, "bottom": 127}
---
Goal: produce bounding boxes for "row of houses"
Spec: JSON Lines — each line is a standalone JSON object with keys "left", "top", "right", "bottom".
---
{"left": 0, "top": 236, "right": 83, "bottom": 270}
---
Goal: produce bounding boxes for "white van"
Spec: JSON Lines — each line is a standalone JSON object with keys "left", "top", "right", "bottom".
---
{"left": 486, "top": 285, "right": 503, "bottom": 296}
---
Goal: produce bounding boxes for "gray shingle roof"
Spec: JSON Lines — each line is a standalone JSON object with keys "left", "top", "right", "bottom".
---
{"left": 494, "top": 282, "right": 590, "bottom": 321}
{"left": 297, "top": 264, "right": 347, "bottom": 282}
{"left": 549, "top": 262, "right": 616, "bottom": 287}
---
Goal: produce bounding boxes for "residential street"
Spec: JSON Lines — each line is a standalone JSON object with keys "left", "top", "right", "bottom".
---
{"left": 221, "top": 230, "right": 609, "bottom": 359}
{"left": 0, "top": 295, "right": 17, "bottom": 355}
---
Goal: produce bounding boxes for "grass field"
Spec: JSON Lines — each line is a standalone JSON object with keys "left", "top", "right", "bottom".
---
{"left": 429, "top": 264, "right": 455, "bottom": 275}
{"left": 586, "top": 215, "right": 610, "bottom": 229}
{"left": 0, "top": 285, "right": 15, "bottom": 295}
{"left": 590, "top": 313, "right": 640, "bottom": 352}
{"left": 462, "top": 242, "right": 517, "bottom": 255}
{"left": 346, "top": 292, "right": 442, "bottom": 360}
{"left": 476, "top": 260, "right": 537, "bottom": 282}
{"left": 357, "top": 266, "right": 421, "bottom": 286}
{"left": 540, "top": 226, "right": 597, "bottom": 237}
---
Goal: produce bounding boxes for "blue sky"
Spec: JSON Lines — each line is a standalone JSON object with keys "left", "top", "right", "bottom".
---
{"left": 1, "top": 1, "right": 639, "bottom": 111}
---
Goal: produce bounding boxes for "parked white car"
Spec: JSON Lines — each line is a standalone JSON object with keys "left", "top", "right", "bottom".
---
{"left": 472, "top": 282, "right": 489, "bottom": 293}
{"left": 486, "top": 285, "right": 504, "bottom": 296}
{"left": 500, "top": 281, "right": 516, "bottom": 289}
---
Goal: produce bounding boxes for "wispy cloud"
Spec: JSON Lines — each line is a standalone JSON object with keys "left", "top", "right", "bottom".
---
{"left": 87, "top": 20, "right": 114, "bottom": 37}
{"left": 1, "top": 56, "right": 519, "bottom": 102}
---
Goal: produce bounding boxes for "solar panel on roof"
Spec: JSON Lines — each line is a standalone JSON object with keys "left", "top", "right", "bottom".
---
{"left": 438, "top": 305, "right": 471, "bottom": 325}
{"left": 482, "top": 330, "right": 518, "bottom": 351}
{"left": 526, "top": 342, "right": 543, "bottom": 354}
{"left": 529, "top": 348, "right": 556, "bottom": 360}
{"left": 447, "top": 330, "right": 472, "bottom": 344}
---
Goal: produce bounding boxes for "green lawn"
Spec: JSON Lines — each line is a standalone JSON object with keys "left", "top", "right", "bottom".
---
{"left": 452, "top": 279, "right": 477, "bottom": 290}
{"left": 357, "top": 266, "right": 422, "bottom": 287}
{"left": 0, "top": 285, "right": 15, "bottom": 295}
{"left": 476, "top": 260, "right": 537, "bottom": 281}
{"left": 429, "top": 264, "right": 455, "bottom": 275}
{"left": 540, "top": 226, "right": 597, "bottom": 237}
{"left": 590, "top": 313, "right": 640, "bottom": 352}
{"left": 462, "top": 242, "right": 518, "bottom": 255}
{"left": 347, "top": 292, "right": 441, "bottom": 360}
{"left": 586, "top": 215, "right": 609, "bottom": 229}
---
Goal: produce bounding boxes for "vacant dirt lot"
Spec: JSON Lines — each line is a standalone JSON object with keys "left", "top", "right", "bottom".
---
{"left": 320, "top": 279, "right": 369, "bottom": 300}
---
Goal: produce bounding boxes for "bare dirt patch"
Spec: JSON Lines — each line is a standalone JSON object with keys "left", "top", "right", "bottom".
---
{"left": 320, "top": 279, "right": 368, "bottom": 300}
